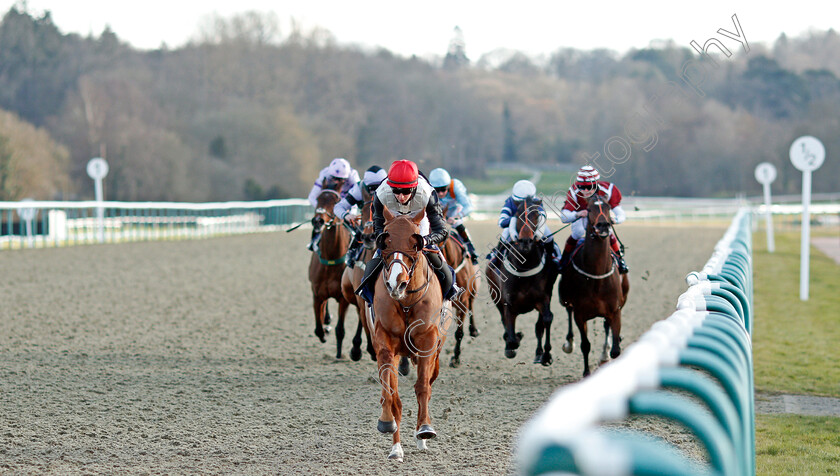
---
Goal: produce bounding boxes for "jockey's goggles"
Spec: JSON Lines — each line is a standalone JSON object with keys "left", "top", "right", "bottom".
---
{"left": 578, "top": 183, "right": 596, "bottom": 190}
{"left": 433, "top": 186, "right": 448, "bottom": 194}
{"left": 391, "top": 186, "right": 415, "bottom": 196}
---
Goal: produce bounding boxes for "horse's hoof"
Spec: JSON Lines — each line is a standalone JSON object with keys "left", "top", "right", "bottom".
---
{"left": 533, "top": 352, "right": 543, "bottom": 364}
{"left": 315, "top": 330, "right": 326, "bottom": 343}
{"left": 398, "top": 357, "right": 410, "bottom": 376}
{"left": 562, "top": 341, "right": 574, "bottom": 354}
{"left": 388, "top": 443, "right": 404, "bottom": 462}
{"left": 541, "top": 353, "right": 553, "bottom": 367}
{"left": 377, "top": 420, "right": 397, "bottom": 434}
{"left": 504, "top": 349, "right": 517, "bottom": 359}
{"left": 610, "top": 347, "right": 621, "bottom": 359}
{"left": 582, "top": 368, "right": 591, "bottom": 377}
{"left": 469, "top": 326, "right": 480, "bottom": 338}
{"left": 449, "top": 356, "right": 460, "bottom": 368}
{"left": 323, "top": 325, "right": 332, "bottom": 334}
{"left": 350, "top": 347, "right": 362, "bottom": 361}
{"left": 415, "top": 424, "right": 437, "bottom": 440}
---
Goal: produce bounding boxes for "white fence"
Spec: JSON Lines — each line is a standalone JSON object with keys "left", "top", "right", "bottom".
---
{"left": 0, "top": 199, "right": 311, "bottom": 250}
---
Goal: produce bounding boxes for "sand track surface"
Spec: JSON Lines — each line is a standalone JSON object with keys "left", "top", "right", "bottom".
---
{"left": 0, "top": 223, "right": 724, "bottom": 474}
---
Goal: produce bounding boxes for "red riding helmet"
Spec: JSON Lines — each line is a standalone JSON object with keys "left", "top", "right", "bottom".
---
{"left": 386, "top": 160, "right": 419, "bottom": 189}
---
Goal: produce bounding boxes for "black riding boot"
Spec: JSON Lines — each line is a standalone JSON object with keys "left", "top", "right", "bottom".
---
{"left": 346, "top": 236, "right": 363, "bottom": 269}
{"left": 544, "top": 239, "right": 562, "bottom": 273}
{"left": 455, "top": 224, "right": 479, "bottom": 265}
{"left": 355, "top": 255, "right": 383, "bottom": 303}
{"left": 426, "top": 251, "right": 458, "bottom": 300}
{"left": 616, "top": 255, "right": 629, "bottom": 274}
{"left": 307, "top": 217, "right": 321, "bottom": 251}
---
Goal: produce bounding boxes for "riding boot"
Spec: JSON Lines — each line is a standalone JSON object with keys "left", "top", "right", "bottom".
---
{"left": 346, "top": 236, "right": 363, "bottom": 269}
{"left": 355, "top": 255, "right": 383, "bottom": 304}
{"left": 544, "top": 239, "right": 562, "bottom": 272}
{"left": 559, "top": 236, "right": 577, "bottom": 270}
{"left": 426, "top": 251, "right": 458, "bottom": 300}
{"left": 455, "top": 224, "right": 479, "bottom": 265}
{"left": 609, "top": 235, "right": 628, "bottom": 273}
{"left": 486, "top": 241, "right": 503, "bottom": 261}
{"left": 307, "top": 228, "right": 321, "bottom": 252}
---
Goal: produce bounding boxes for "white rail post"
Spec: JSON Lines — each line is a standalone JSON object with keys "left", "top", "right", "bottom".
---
{"left": 754, "top": 163, "right": 776, "bottom": 253}
{"left": 86, "top": 158, "right": 109, "bottom": 244}
{"left": 789, "top": 136, "right": 825, "bottom": 301}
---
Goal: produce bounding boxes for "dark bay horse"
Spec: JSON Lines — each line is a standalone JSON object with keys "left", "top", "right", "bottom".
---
{"left": 372, "top": 207, "right": 448, "bottom": 462}
{"left": 308, "top": 189, "right": 352, "bottom": 358}
{"left": 486, "top": 196, "right": 559, "bottom": 366}
{"left": 559, "top": 197, "right": 630, "bottom": 376}
{"left": 441, "top": 233, "right": 480, "bottom": 368}
{"left": 340, "top": 191, "right": 376, "bottom": 362}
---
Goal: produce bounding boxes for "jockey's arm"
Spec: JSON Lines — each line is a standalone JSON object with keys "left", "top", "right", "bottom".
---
{"left": 453, "top": 179, "right": 473, "bottom": 216}
{"left": 335, "top": 184, "right": 363, "bottom": 222}
{"left": 372, "top": 196, "right": 386, "bottom": 236}
{"left": 424, "top": 194, "right": 449, "bottom": 247}
{"left": 560, "top": 208, "right": 579, "bottom": 223}
{"left": 498, "top": 197, "right": 515, "bottom": 228}
{"left": 307, "top": 181, "right": 322, "bottom": 208}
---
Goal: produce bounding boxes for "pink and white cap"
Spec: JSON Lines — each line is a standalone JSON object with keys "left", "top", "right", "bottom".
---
{"left": 329, "top": 158, "right": 352, "bottom": 179}
{"left": 576, "top": 166, "right": 600, "bottom": 185}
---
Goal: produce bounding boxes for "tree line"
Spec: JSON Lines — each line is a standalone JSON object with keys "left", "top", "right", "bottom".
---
{"left": 0, "top": 6, "right": 838, "bottom": 202}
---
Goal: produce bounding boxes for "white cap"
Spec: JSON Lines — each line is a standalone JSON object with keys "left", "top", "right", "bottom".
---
{"left": 512, "top": 180, "right": 536, "bottom": 200}
{"left": 329, "top": 158, "right": 352, "bottom": 179}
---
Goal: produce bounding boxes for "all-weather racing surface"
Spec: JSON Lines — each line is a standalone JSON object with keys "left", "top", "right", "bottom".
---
{"left": 0, "top": 222, "right": 723, "bottom": 474}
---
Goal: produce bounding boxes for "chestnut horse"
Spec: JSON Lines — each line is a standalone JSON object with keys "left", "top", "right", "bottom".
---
{"left": 559, "top": 197, "right": 630, "bottom": 376}
{"left": 308, "top": 190, "right": 352, "bottom": 358}
{"left": 372, "top": 207, "right": 448, "bottom": 462}
{"left": 486, "top": 196, "right": 559, "bottom": 366}
{"left": 340, "top": 190, "right": 377, "bottom": 362}
{"left": 440, "top": 233, "right": 480, "bottom": 368}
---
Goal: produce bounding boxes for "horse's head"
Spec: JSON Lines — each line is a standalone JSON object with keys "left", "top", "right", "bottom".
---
{"left": 360, "top": 187, "right": 377, "bottom": 249}
{"left": 314, "top": 189, "right": 342, "bottom": 230}
{"left": 586, "top": 198, "right": 613, "bottom": 239}
{"left": 377, "top": 207, "right": 425, "bottom": 300}
{"left": 514, "top": 196, "right": 544, "bottom": 253}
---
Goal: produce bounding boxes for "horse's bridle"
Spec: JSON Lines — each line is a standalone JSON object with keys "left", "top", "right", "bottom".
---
{"left": 381, "top": 249, "right": 432, "bottom": 311}
{"left": 588, "top": 200, "right": 613, "bottom": 239}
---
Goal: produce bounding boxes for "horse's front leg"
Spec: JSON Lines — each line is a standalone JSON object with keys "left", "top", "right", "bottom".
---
{"left": 502, "top": 305, "right": 522, "bottom": 359}
{"left": 312, "top": 296, "right": 327, "bottom": 343}
{"left": 610, "top": 309, "right": 622, "bottom": 360}
{"left": 375, "top": 330, "right": 403, "bottom": 461}
{"left": 335, "top": 297, "right": 349, "bottom": 359}
{"left": 538, "top": 301, "right": 554, "bottom": 366}
{"left": 533, "top": 302, "right": 545, "bottom": 364}
{"left": 576, "top": 318, "right": 592, "bottom": 377}
{"left": 600, "top": 318, "right": 611, "bottom": 364}
{"left": 562, "top": 306, "right": 575, "bottom": 354}
{"left": 413, "top": 330, "right": 440, "bottom": 450}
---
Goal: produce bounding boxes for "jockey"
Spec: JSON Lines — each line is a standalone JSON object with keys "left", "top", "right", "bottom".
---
{"left": 355, "top": 159, "right": 458, "bottom": 304}
{"left": 428, "top": 167, "right": 479, "bottom": 265}
{"left": 559, "top": 165, "right": 628, "bottom": 274}
{"left": 334, "top": 165, "right": 388, "bottom": 268}
{"left": 487, "top": 179, "right": 562, "bottom": 269}
{"left": 306, "top": 158, "right": 360, "bottom": 251}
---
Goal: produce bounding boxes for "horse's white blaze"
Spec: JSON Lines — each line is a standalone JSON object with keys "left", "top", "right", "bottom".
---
{"left": 387, "top": 253, "right": 405, "bottom": 290}
{"left": 388, "top": 442, "right": 404, "bottom": 461}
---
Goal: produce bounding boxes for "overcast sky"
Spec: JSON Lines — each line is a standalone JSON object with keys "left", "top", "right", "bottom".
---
{"left": 1, "top": 1, "right": 838, "bottom": 58}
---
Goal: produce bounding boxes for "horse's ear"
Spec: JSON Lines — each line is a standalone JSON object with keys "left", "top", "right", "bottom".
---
{"left": 532, "top": 197, "right": 543, "bottom": 206}
{"left": 376, "top": 232, "right": 389, "bottom": 250}
{"left": 383, "top": 206, "right": 395, "bottom": 222}
{"left": 412, "top": 207, "right": 426, "bottom": 225}
{"left": 411, "top": 234, "right": 424, "bottom": 252}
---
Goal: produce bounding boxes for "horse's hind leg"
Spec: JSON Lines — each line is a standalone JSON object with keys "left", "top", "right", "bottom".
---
{"left": 335, "top": 298, "right": 349, "bottom": 359}
{"left": 449, "top": 315, "right": 465, "bottom": 368}
{"left": 562, "top": 307, "right": 575, "bottom": 354}
{"left": 533, "top": 305, "right": 545, "bottom": 364}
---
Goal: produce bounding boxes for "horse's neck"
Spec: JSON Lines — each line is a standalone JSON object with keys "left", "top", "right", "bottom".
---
{"left": 581, "top": 234, "right": 612, "bottom": 272}
{"left": 320, "top": 224, "right": 348, "bottom": 258}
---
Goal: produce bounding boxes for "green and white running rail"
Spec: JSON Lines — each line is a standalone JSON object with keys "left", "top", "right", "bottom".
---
{"left": 0, "top": 199, "right": 311, "bottom": 250}
{"left": 516, "top": 209, "right": 754, "bottom": 476}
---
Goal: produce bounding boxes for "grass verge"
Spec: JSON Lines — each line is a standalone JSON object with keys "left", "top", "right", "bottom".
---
{"left": 756, "top": 415, "right": 840, "bottom": 475}
{"left": 752, "top": 231, "right": 840, "bottom": 397}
